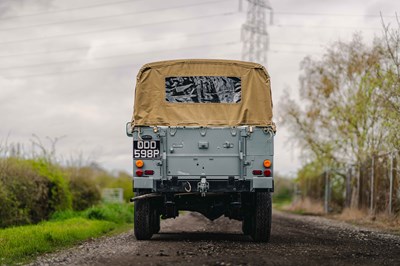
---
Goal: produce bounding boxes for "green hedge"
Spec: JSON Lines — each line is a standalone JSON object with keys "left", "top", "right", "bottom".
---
{"left": 0, "top": 158, "right": 72, "bottom": 227}
{"left": 31, "top": 159, "right": 72, "bottom": 212}
{"left": 0, "top": 158, "right": 100, "bottom": 228}
{"left": 0, "top": 157, "right": 133, "bottom": 228}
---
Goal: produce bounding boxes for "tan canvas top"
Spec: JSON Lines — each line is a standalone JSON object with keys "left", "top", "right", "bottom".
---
{"left": 132, "top": 59, "right": 274, "bottom": 128}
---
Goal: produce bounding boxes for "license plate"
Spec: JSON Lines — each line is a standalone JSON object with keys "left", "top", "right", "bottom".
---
{"left": 133, "top": 140, "right": 160, "bottom": 159}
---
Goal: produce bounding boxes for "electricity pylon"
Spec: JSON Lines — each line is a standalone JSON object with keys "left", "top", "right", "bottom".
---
{"left": 241, "top": 0, "right": 272, "bottom": 66}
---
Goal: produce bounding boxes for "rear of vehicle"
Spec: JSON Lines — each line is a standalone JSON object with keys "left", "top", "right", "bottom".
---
{"left": 127, "top": 59, "right": 275, "bottom": 242}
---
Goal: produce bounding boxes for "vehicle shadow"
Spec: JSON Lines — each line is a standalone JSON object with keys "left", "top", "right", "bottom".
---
{"left": 151, "top": 232, "right": 253, "bottom": 242}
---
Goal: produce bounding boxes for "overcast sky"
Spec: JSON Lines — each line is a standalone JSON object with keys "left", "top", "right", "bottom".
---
{"left": 0, "top": 0, "right": 398, "bottom": 176}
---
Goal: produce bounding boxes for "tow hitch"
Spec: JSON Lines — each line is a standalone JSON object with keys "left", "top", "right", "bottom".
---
{"left": 197, "top": 177, "right": 209, "bottom": 197}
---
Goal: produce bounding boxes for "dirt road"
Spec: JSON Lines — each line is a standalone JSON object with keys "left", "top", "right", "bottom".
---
{"left": 31, "top": 211, "right": 400, "bottom": 266}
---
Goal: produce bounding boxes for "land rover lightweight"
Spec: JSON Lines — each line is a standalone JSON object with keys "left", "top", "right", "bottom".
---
{"left": 126, "top": 59, "right": 275, "bottom": 242}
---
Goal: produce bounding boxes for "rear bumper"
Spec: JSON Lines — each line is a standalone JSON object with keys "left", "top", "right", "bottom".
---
{"left": 134, "top": 177, "right": 274, "bottom": 192}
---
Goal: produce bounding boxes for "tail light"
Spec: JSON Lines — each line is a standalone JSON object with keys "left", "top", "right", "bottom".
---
{"left": 252, "top": 170, "right": 262, "bottom": 175}
{"left": 144, "top": 170, "right": 154, "bottom": 175}
{"left": 264, "top": 169, "right": 271, "bottom": 177}
{"left": 136, "top": 170, "right": 143, "bottom": 177}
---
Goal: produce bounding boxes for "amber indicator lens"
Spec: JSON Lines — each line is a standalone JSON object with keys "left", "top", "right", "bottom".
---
{"left": 263, "top": 159, "right": 271, "bottom": 168}
{"left": 252, "top": 170, "right": 262, "bottom": 175}
{"left": 136, "top": 170, "right": 143, "bottom": 177}
{"left": 264, "top": 169, "right": 272, "bottom": 177}
{"left": 135, "top": 160, "right": 144, "bottom": 168}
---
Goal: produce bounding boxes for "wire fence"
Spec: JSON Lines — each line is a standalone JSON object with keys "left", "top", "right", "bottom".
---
{"left": 321, "top": 151, "right": 400, "bottom": 215}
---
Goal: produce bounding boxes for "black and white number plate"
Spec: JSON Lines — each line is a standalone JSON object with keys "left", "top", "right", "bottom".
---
{"left": 133, "top": 140, "right": 160, "bottom": 159}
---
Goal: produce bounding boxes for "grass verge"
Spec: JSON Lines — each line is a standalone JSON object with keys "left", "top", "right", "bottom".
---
{"left": 332, "top": 208, "right": 400, "bottom": 234}
{"left": 280, "top": 198, "right": 324, "bottom": 215}
{"left": 277, "top": 198, "right": 400, "bottom": 234}
{"left": 51, "top": 203, "right": 134, "bottom": 224}
{"left": 272, "top": 198, "right": 292, "bottom": 210}
{"left": 0, "top": 203, "right": 133, "bottom": 265}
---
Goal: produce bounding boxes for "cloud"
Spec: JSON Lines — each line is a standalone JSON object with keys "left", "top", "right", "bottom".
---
{"left": 0, "top": 0, "right": 54, "bottom": 17}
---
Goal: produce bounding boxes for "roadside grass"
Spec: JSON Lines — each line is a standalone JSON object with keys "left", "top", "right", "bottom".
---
{"left": 0, "top": 203, "right": 133, "bottom": 265}
{"left": 51, "top": 203, "right": 134, "bottom": 224}
{"left": 277, "top": 198, "right": 400, "bottom": 234}
{"left": 333, "top": 208, "right": 400, "bottom": 234}
{"left": 272, "top": 177, "right": 295, "bottom": 210}
{"left": 272, "top": 197, "right": 292, "bottom": 211}
{"left": 281, "top": 197, "right": 324, "bottom": 215}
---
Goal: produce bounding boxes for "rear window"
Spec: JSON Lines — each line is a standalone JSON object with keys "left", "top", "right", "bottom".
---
{"left": 165, "top": 76, "right": 241, "bottom": 103}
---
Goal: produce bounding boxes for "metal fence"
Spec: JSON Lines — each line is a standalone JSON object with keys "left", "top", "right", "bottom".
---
{"left": 321, "top": 151, "right": 399, "bottom": 215}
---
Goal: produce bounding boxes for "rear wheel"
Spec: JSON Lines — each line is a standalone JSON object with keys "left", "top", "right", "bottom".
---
{"left": 250, "top": 192, "right": 272, "bottom": 242}
{"left": 242, "top": 215, "right": 252, "bottom": 235}
{"left": 134, "top": 199, "right": 153, "bottom": 240}
{"left": 152, "top": 208, "right": 161, "bottom": 234}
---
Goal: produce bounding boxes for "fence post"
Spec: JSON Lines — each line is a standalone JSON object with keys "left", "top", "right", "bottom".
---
{"left": 346, "top": 167, "right": 352, "bottom": 208}
{"left": 389, "top": 152, "right": 394, "bottom": 215}
{"left": 293, "top": 183, "right": 299, "bottom": 204}
{"left": 357, "top": 164, "right": 361, "bottom": 209}
{"left": 324, "top": 169, "right": 330, "bottom": 213}
{"left": 370, "top": 155, "right": 375, "bottom": 214}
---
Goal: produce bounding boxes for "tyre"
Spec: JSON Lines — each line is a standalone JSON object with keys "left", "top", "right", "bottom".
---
{"left": 134, "top": 199, "right": 153, "bottom": 240}
{"left": 152, "top": 208, "right": 161, "bottom": 234}
{"left": 242, "top": 215, "right": 252, "bottom": 235}
{"left": 250, "top": 192, "right": 272, "bottom": 242}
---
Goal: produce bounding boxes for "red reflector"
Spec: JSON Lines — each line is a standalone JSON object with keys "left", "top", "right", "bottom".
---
{"left": 136, "top": 170, "right": 143, "bottom": 177}
{"left": 252, "top": 170, "right": 262, "bottom": 175}
{"left": 144, "top": 170, "right": 154, "bottom": 175}
{"left": 264, "top": 169, "right": 272, "bottom": 177}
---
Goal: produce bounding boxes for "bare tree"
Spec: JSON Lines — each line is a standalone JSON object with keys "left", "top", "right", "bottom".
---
{"left": 381, "top": 14, "right": 400, "bottom": 150}
{"left": 280, "top": 34, "right": 391, "bottom": 207}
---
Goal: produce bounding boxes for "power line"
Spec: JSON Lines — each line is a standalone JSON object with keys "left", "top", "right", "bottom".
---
{"left": 1, "top": 0, "right": 395, "bottom": 22}
{"left": 1, "top": 47, "right": 329, "bottom": 79}
{"left": 2, "top": 47, "right": 325, "bottom": 79}
{"left": 0, "top": 34, "right": 322, "bottom": 60}
{"left": 0, "top": 0, "right": 230, "bottom": 31}
{"left": 0, "top": 11, "right": 238, "bottom": 46}
{"left": 0, "top": 41, "right": 241, "bottom": 71}
{"left": 270, "top": 49, "right": 323, "bottom": 55}
{"left": 0, "top": 0, "right": 145, "bottom": 21}
{"left": 0, "top": 38, "right": 323, "bottom": 61}
{"left": 271, "top": 41, "right": 323, "bottom": 47}
{"left": 0, "top": 28, "right": 240, "bottom": 58}
{"left": 2, "top": 46, "right": 243, "bottom": 79}
{"left": 2, "top": 63, "right": 142, "bottom": 79}
{"left": 274, "top": 11, "right": 397, "bottom": 19}
{"left": 276, "top": 24, "right": 381, "bottom": 31}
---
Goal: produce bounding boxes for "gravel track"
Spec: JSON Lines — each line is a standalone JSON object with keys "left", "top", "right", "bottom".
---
{"left": 30, "top": 211, "right": 400, "bottom": 266}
